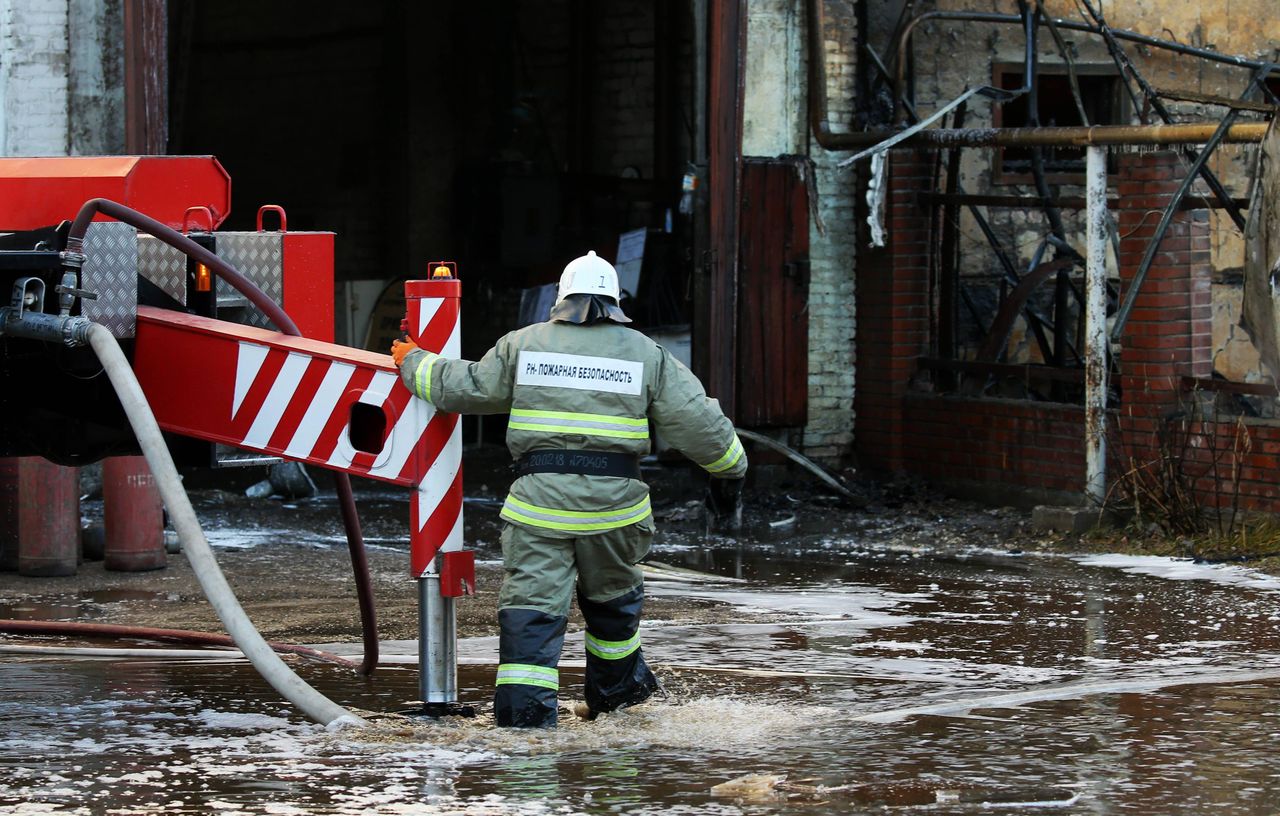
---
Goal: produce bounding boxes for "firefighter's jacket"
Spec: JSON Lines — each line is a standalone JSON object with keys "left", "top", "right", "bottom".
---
{"left": 399, "top": 320, "right": 746, "bottom": 538}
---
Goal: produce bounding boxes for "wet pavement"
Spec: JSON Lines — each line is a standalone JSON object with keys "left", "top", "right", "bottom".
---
{"left": 5, "top": 490, "right": 1280, "bottom": 813}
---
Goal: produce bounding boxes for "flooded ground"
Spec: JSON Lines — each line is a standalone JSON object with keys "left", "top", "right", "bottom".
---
{"left": 4, "top": 461, "right": 1280, "bottom": 813}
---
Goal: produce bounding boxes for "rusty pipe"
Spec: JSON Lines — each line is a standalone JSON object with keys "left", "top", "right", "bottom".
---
{"left": 912, "top": 122, "right": 1268, "bottom": 148}
{"left": 842, "top": 122, "right": 1266, "bottom": 157}
{"left": 807, "top": 0, "right": 848, "bottom": 150}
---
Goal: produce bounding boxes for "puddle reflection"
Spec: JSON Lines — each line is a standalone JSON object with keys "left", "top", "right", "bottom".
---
{"left": 6, "top": 530, "right": 1280, "bottom": 813}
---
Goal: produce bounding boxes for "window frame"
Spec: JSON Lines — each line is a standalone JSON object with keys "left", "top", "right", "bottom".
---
{"left": 991, "top": 62, "right": 1128, "bottom": 186}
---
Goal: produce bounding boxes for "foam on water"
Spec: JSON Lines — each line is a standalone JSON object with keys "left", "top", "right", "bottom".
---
{"left": 1075, "top": 554, "right": 1280, "bottom": 591}
{"left": 344, "top": 694, "right": 835, "bottom": 758}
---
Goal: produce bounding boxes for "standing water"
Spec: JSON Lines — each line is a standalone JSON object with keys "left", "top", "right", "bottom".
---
{"left": 5, "top": 514, "right": 1280, "bottom": 813}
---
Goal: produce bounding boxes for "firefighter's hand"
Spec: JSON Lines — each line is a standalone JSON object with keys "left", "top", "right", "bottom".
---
{"left": 704, "top": 476, "right": 744, "bottom": 533}
{"left": 390, "top": 339, "right": 418, "bottom": 367}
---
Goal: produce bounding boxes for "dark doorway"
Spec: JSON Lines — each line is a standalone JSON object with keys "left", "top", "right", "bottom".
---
{"left": 168, "top": 1, "right": 699, "bottom": 374}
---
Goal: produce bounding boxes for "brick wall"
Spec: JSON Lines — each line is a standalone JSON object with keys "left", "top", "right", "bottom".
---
{"left": 904, "top": 396, "right": 1087, "bottom": 492}
{"left": 1115, "top": 150, "right": 1214, "bottom": 468}
{"left": 859, "top": 148, "right": 1280, "bottom": 511}
{"left": 855, "top": 149, "right": 934, "bottom": 472}
{"left": 0, "top": 0, "right": 70, "bottom": 156}
{"left": 803, "top": 0, "right": 858, "bottom": 462}
{"left": 1110, "top": 151, "right": 1280, "bottom": 512}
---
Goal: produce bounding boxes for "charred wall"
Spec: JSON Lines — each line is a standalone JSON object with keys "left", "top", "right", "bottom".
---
{"left": 876, "top": 0, "right": 1279, "bottom": 386}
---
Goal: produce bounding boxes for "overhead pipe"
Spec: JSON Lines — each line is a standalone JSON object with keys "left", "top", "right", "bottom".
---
{"left": 65, "top": 198, "right": 380, "bottom": 677}
{"left": 843, "top": 121, "right": 1267, "bottom": 155}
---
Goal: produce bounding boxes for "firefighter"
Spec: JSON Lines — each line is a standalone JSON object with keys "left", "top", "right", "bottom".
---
{"left": 391, "top": 250, "right": 746, "bottom": 728}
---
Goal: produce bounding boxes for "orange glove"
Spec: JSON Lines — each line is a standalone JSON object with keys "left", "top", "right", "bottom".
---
{"left": 390, "top": 338, "right": 419, "bottom": 367}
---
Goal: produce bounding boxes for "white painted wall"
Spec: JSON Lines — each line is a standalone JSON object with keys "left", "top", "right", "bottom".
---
{"left": 0, "top": 0, "right": 70, "bottom": 155}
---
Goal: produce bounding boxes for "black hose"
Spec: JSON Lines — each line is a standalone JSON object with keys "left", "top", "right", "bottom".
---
{"left": 67, "top": 198, "right": 380, "bottom": 676}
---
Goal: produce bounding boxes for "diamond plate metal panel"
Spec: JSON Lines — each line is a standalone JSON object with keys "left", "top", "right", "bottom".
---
{"left": 137, "top": 234, "right": 187, "bottom": 308}
{"left": 81, "top": 222, "right": 139, "bottom": 338}
{"left": 216, "top": 232, "right": 283, "bottom": 330}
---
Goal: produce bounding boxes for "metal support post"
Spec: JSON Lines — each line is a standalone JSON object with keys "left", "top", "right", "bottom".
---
{"left": 417, "top": 569, "right": 458, "bottom": 704}
{"left": 404, "top": 268, "right": 474, "bottom": 717}
{"left": 1084, "top": 146, "right": 1109, "bottom": 504}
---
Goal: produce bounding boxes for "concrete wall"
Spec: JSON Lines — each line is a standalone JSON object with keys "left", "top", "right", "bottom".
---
{"left": 68, "top": 0, "right": 122, "bottom": 155}
{"left": 744, "top": 0, "right": 858, "bottom": 463}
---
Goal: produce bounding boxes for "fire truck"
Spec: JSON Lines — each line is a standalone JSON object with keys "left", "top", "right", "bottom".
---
{"left": 0, "top": 156, "right": 470, "bottom": 725}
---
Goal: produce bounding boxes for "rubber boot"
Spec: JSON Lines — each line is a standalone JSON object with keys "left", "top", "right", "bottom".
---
{"left": 579, "top": 585, "right": 659, "bottom": 716}
{"left": 494, "top": 607, "right": 567, "bottom": 728}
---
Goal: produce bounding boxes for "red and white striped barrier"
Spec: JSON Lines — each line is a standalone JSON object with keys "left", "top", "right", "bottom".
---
{"left": 405, "top": 277, "right": 463, "bottom": 577}
{"left": 132, "top": 276, "right": 466, "bottom": 580}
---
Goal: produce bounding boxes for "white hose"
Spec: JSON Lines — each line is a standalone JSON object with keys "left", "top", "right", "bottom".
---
{"left": 87, "top": 323, "right": 365, "bottom": 728}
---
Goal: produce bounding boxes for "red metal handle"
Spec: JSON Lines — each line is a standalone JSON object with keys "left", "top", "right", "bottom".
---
{"left": 256, "top": 205, "right": 288, "bottom": 232}
{"left": 182, "top": 206, "right": 214, "bottom": 234}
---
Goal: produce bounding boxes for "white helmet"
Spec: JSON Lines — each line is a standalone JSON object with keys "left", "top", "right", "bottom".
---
{"left": 557, "top": 251, "right": 619, "bottom": 304}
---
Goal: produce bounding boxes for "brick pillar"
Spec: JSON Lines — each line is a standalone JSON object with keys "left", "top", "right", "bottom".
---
{"left": 1116, "top": 151, "right": 1213, "bottom": 446}
{"left": 855, "top": 150, "right": 934, "bottom": 472}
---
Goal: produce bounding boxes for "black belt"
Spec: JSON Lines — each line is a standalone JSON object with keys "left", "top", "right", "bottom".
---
{"left": 516, "top": 449, "right": 642, "bottom": 480}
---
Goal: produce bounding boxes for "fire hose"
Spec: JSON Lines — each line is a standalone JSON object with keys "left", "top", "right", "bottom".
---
{"left": 65, "top": 198, "right": 380, "bottom": 679}
{"left": 0, "top": 199, "right": 382, "bottom": 727}
{"left": 85, "top": 319, "right": 365, "bottom": 727}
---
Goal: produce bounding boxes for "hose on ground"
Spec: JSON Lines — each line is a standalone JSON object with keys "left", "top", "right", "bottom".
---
{"left": 67, "top": 198, "right": 380, "bottom": 676}
{"left": 735, "top": 428, "right": 861, "bottom": 502}
{"left": 0, "top": 620, "right": 358, "bottom": 669}
{"left": 86, "top": 321, "right": 365, "bottom": 728}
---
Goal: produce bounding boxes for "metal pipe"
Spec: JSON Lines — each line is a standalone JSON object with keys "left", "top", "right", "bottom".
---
{"left": 1020, "top": 1, "right": 1069, "bottom": 245}
{"left": 830, "top": 121, "right": 1266, "bottom": 156}
{"left": 1084, "top": 146, "right": 1108, "bottom": 504}
{"left": 885, "top": 122, "right": 1266, "bottom": 150}
{"left": 806, "top": 0, "right": 846, "bottom": 150}
{"left": 418, "top": 573, "right": 457, "bottom": 704}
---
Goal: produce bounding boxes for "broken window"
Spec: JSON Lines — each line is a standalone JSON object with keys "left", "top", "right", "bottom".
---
{"left": 993, "top": 65, "right": 1125, "bottom": 182}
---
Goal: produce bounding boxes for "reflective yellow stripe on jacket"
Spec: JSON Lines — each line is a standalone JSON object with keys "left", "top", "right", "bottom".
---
{"left": 412, "top": 351, "right": 441, "bottom": 403}
{"left": 701, "top": 433, "right": 744, "bottom": 474}
{"left": 495, "top": 663, "right": 558, "bottom": 691}
{"left": 500, "top": 495, "right": 652, "bottom": 533}
{"left": 585, "top": 631, "right": 641, "bottom": 660}
{"left": 508, "top": 408, "right": 649, "bottom": 440}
